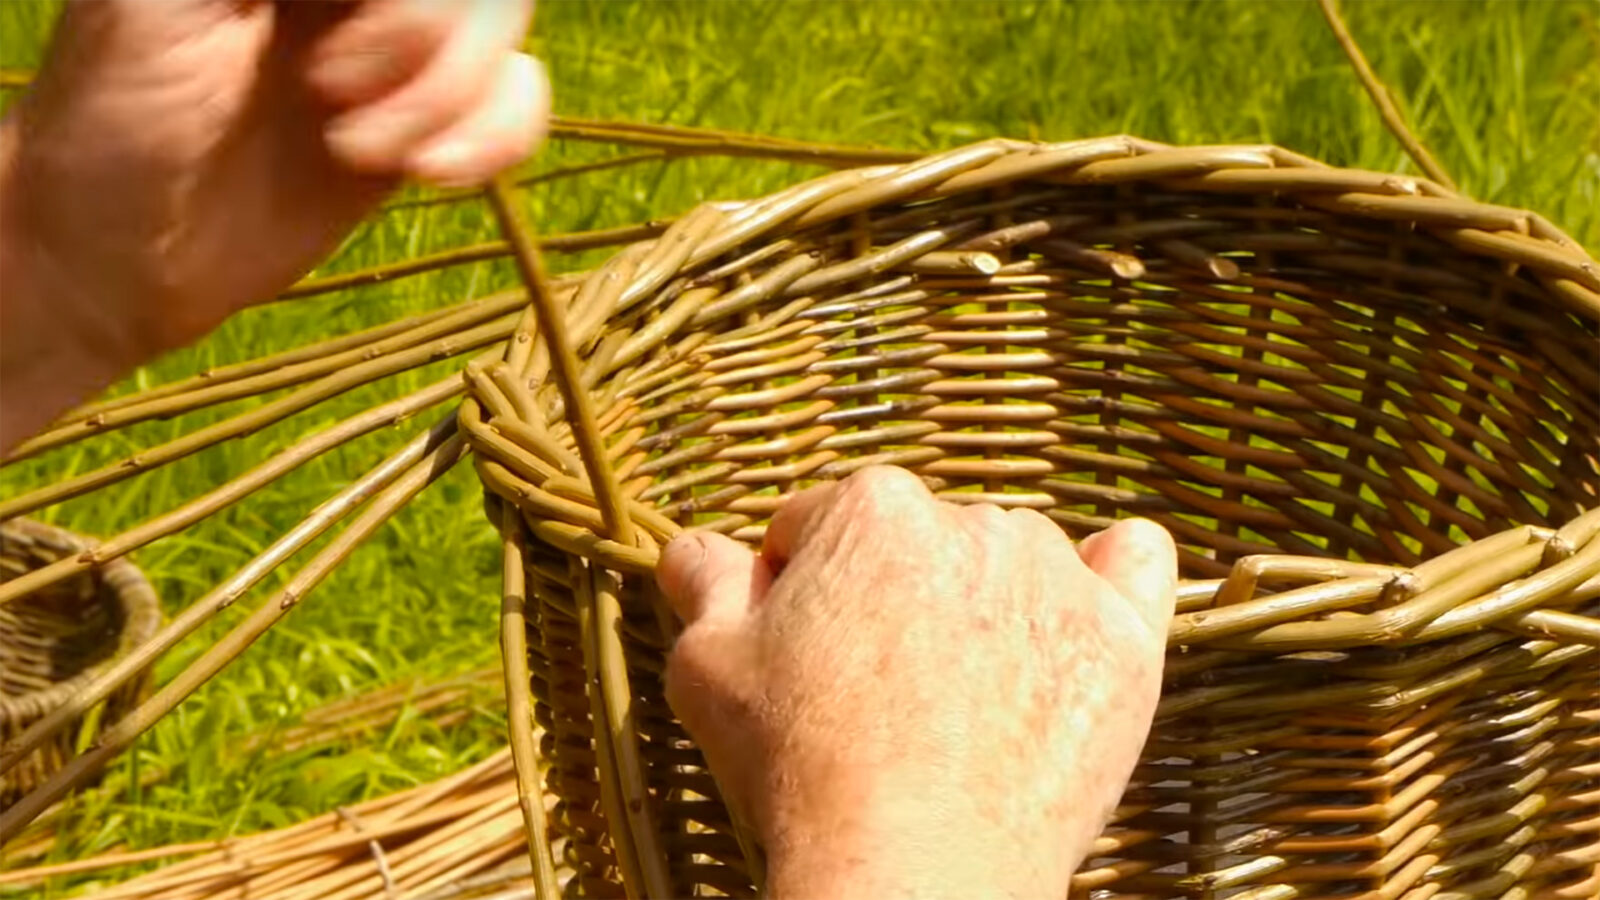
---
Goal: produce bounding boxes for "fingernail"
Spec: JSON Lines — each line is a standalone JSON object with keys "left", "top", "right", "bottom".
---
{"left": 655, "top": 534, "right": 708, "bottom": 599}
{"left": 326, "top": 111, "right": 412, "bottom": 168}
{"left": 412, "top": 138, "right": 484, "bottom": 188}
{"left": 677, "top": 534, "right": 709, "bottom": 574}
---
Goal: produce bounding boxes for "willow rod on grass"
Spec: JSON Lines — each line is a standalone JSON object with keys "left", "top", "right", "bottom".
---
{"left": 0, "top": 668, "right": 500, "bottom": 881}
{"left": 0, "top": 419, "right": 467, "bottom": 844}
{"left": 51, "top": 752, "right": 523, "bottom": 900}
{"left": 275, "top": 223, "right": 663, "bottom": 302}
{"left": 0, "top": 316, "right": 506, "bottom": 523}
{"left": 7, "top": 291, "right": 523, "bottom": 461}
{"left": 0, "top": 374, "right": 471, "bottom": 769}
{"left": 48, "top": 305, "right": 465, "bottom": 429}
{"left": 1, "top": 67, "right": 909, "bottom": 166}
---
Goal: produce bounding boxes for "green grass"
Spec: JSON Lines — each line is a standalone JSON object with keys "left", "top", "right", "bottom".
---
{"left": 1, "top": 0, "right": 1597, "bottom": 891}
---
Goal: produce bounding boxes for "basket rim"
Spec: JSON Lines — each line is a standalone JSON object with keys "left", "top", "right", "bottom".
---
{"left": 0, "top": 518, "right": 162, "bottom": 721}
{"left": 646, "top": 136, "right": 1600, "bottom": 324}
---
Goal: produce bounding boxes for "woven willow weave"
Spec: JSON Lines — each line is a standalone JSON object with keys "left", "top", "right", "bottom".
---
{"left": 1, "top": 519, "right": 159, "bottom": 808}
{"left": 463, "top": 137, "right": 1600, "bottom": 899}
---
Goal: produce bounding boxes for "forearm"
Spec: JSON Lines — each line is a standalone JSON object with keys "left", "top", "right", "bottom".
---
{"left": 0, "top": 106, "right": 142, "bottom": 454}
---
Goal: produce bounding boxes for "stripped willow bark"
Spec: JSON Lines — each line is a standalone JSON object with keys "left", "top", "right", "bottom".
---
{"left": 0, "top": 420, "right": 468, "bottom": 844}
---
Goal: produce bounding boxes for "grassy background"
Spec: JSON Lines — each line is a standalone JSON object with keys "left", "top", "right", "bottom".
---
{"left": 1, "top": 0, "right": 1597, "bottom": 890}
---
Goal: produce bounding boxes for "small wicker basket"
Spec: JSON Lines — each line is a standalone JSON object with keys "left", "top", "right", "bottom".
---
{"left": 466, "top": 136, "right": 1600, "bottom": 899}
{"left": 1, "top": 519, "right": 160, "bottom": 808}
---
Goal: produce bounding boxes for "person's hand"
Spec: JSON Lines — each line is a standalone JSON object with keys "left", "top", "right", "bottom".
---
{"left": 656, "top": 466, "right": 1177, "bottom": 900}
{"left": 0, "top": 0, "right": 546, "bottom": 448}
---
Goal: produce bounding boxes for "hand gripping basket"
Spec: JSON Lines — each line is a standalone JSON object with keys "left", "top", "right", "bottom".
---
{"left": 1, "top": 519, "right": 160, "bottom": 809}
{"left": 464, "top": 137, "right": 1600, "bottom": 899}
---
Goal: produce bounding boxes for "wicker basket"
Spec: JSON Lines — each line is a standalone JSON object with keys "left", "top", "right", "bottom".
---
{"left": 467, "top": 136, "right": 1600, "bottom": 899}
{"left": 1, "top": 519, "right": 160, "bottom": 808}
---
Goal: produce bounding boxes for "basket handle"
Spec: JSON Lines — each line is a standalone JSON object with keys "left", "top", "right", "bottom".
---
{"left": 485, "top": 177, "right": 636, "bottom": 547}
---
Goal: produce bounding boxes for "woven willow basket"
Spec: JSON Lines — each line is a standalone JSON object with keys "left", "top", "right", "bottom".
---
{"left": 0, "top": 519, "right": 160, "bottom": 808}
{"left": 465, "top": 136, "right": 1600, "bottom": 900}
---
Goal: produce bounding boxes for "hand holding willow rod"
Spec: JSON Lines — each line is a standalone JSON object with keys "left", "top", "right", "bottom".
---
{"left": 0, "top": 0, "right": 545, "bottom": 450}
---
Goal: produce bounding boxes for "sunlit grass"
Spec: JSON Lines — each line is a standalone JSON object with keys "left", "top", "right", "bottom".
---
{"left": 0, "top": 0, "right": 1596, "bottom": 892}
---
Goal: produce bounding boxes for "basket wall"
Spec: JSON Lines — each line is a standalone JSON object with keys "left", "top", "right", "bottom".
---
{"left": 469, "top": 138, "right": 1600, "bottom": 898}
{"left": 1, "top": 520, "right": 161, "bottom": 807}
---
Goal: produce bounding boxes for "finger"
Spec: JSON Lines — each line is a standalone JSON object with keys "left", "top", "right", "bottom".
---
{"left": 407, "top": 51, "right": 548, "bottom": 186}
{"left": 765, "top": 466, "right": 935, "bottom": 568}
{"left": 305, "top": 0, "right": 453, "bottom": 107}
{"left": 1004, "top": 506, "right": 1093, "bottom": 563}
{"left": 656, "top": 532, "right": 772, "bottom": 627}
{"left": 322, "top": 0, "right": 534, "bottom": 174}
{"left": 762, "top": 482, "right": 840, "bottom": 570}
{"left": 1078, "top": 518, "right": 1178, "bottom": 632}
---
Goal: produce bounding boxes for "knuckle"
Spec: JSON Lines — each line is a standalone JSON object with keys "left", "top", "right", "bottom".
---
{"left": 1121, "top": 517, "right": 1175, "bottom": 550}
{"left": 1009, "top": 506, "right": 1065, "bottom": 539}
{"left": 843, "top": 465, "right": 928, "bottom": 507}
{"left": 411, "top": 66, "right": 480, "bottom": 121}
{"left": 962, "top": 502, "right": 1011, "bottom": 533}
{"left": 392, "top": 3, "right": 457, "bottom": 47}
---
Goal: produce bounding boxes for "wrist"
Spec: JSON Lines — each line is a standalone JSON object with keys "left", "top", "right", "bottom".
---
{"left": 758, "top": 767, "right": 1079, "bottom": 900}
{"left": 0, "top": 108, "right": 138, "bottom": 448}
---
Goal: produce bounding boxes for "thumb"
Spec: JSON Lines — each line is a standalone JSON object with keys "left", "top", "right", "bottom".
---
{"left": 1077, "top": 518, "right": 1178, "bottom": 637}
{"left": 656, "top": 532, "right": 771, "bottom": 627}
{"left": 657, "top": 533, "right": 769, "bottom": 749}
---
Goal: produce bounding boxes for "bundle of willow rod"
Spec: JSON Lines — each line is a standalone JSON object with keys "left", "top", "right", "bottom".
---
{"left": 0, "top": 668, "right": 509, "bottom": 896}
{"left": 4, "top": 749, "right": 532, "bottom": 900}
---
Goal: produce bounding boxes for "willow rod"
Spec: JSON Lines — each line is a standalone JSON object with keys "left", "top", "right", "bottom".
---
{"left": 381, "top": 150, "right": 676, "bottom": 213}
{"left": 7, "top": 293, "right": 520, "bottom": 460}
{"left": 0, "top": 67, "right": 909, "bottom": 164}
{"left": 0, "top": 371, "right": 462, "bottom": 605}
{"left": 276, "top": 223, "right": 663, "bottom": 302}
{"left": 0, "top": 422, "right": 467, "bottom": 844}
{"left": 0, "top": 664, "right": 496, "bottom": 884}
{"left": 1316, "top": 0, "right": 1457, "bottom": 191}
{"left": 0, "top": 415, "right": 455, "bottom": 777}
{"left": 0, "top": 387, "right": 470, "bottom": 776}
{"left": 0, "top": 315, "right": 509, "bottom": 523}
{"left": 549, "top": 115, "right": 916, "bottom": 165}
{"left": 497, "top": 505, "right": 562, "bottom": 900}
{"left": 48, "top": 304, "right": 462, "bottom": 430}
{"left": 485, "top": 177, "right": 635, "bottom": 545}
{"left": 58, "top": 751, "right": 516, "bottom": 897}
